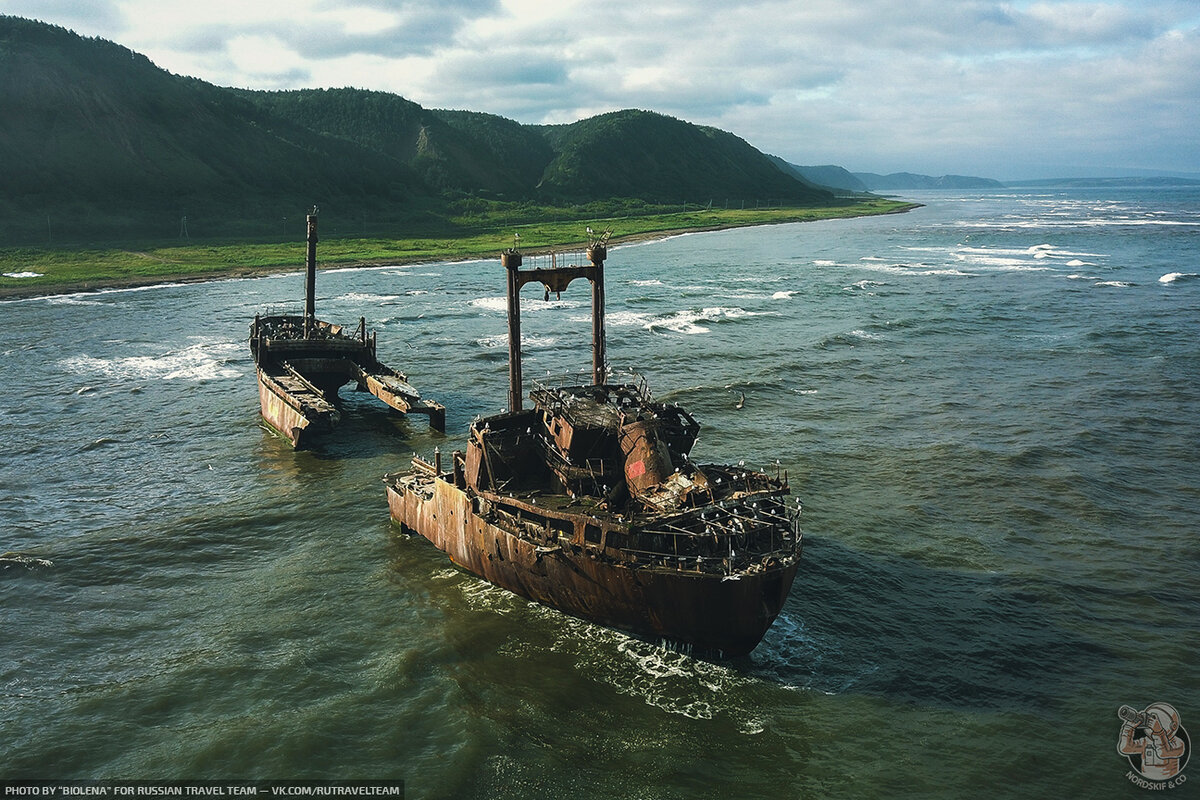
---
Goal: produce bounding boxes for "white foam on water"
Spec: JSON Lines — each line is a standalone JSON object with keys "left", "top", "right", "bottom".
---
{"left": 629, "top": 279, "right": 664, "bottom": 286}
{"left": 812, "top": 260, "right": 837, "bottom": 267}
{"left": 645, "top": 307, "right": 771, "bottom": 335}
{"left": 470, "top": 296, "right": 583, "bottom": 314}
{"left": 60, "top": 339, "right": 243, "bottom": 381}
{"left": 1159, "top": 272, "right": 1198, "bottom": 284}
{"left": 545, "top": 614, "right": 767, "bottom": 725}
{"left": 335, "top": 292, "right": 403, "bottom": 304}
{"left": 858, "top": 262, "right": 973, "bottom": 277}
{"left": 450, "top": 576, "right": 768, "bottom": 729}
{"left": 469, "top": 296, "right": 507, "bottom": 314}
{"left": 47, "top": 296, "right": 105, "bottom": 306}
{"left": 475, "top": 333, "right": 556, "bottom": 348}
{"left": 771, "top": 290, "right": 797, "bottom": 300}
{"left": 1094, "top": 280, "right": 1133, "bottom": 288}
{"left": 605, "top": 311, "right": 655, "bottom": 328}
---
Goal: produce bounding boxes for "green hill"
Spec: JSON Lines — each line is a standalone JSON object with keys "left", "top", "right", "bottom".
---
{"left": 536, "top": 111, "right": 832, "bottom": 205}
{"left": 1, "top": 16, "right": 836, "bottom": 245}
{"left": 0, "top": 16, "right": 438, "bottom": 242}
{"left": 236, "top": 89, "right": 552, "bottom": 199}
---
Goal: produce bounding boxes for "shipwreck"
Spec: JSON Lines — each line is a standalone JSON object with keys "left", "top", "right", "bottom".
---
{"left": 384, "top": 231, "right": 802, "bottom": 656}
{"left": 249, "top": 211, "right": 444, "bottom": 447}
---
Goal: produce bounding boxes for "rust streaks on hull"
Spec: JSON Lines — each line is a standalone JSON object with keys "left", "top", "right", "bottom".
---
{"left": 382, "top": 234, "right": 802, "bottom": 656}
{"left": 248, "top": 212, "right": 443, "bottom": 448}
{"left": 386, "top": 461, "right": 801, "bottom": 657}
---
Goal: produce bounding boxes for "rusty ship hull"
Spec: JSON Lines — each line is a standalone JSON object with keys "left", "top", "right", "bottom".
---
{"left": 250, "top": 213, "right": 443, "bottom": 447}
{"left": 383, "top": 237, "right": 802, "bottom": 656}
{"left": 251, "top": 313, "right": 443, "bottom": 447}
{"left": 385, "top": 447, "right": 800, "bottom": 656}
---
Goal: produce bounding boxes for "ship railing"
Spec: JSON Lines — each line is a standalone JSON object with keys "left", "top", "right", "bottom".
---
{"left": 622, "top": 502, "right": 801, "bottom": 568}
{"left": 615, "top": 542, "right": 798, "bottom": 574}
{"left": 258, "top": 305, "right": 305, "bottom": 318}
{"left": 532, "top": 368, "right": 648, "bottom": 395}
{"left": 518, "top": 250, "right": 591, "bottom": 276}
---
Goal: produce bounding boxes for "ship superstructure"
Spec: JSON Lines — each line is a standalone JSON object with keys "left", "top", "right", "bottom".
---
{"left": 385, "top": 233, "right": 800, "bottom": 655}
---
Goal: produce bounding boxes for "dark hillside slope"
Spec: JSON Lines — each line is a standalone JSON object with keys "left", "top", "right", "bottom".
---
{"left": 430, "top": 108, "right": 555, "bottom": 196}
{"left": 536, "top": 110, "right": 833, "bottom": 205}
{"left": 239, "top": 89, "right": 546, "bottom": 198}
{"left": 0, "top": 17, "right": 841, "bottom": 244}
{"left": 0, "top": 17, "right": 428, "bottom": 241}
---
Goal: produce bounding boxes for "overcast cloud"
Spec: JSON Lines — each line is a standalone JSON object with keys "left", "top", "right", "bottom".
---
{"left": 3, "top": 0, "right": 1197, "bottom": 179}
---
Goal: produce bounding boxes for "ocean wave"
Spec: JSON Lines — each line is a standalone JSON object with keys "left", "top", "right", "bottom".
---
{"left": 858, "top": 262, "right": 973, "bottom": 277}
{"left": 629, "top": 279, "right": 664, "bottom": 286}
{"left": 475, "top": 333, "right": 556, "bottom": 349}
{"left": 601, "top": 311, "right": 654, "bottom": 328}
{"left": 540, "top": 613, "right": 767, "bottom": 725}
{"left": 771, "top": 290, "right": 798, "bottom": 300}
{"left": 818, "top": 329, "right": 882, "bottom": 348}
{"left": 1094, "top": 280, "right": 1133, "bottom": 288}
{"left": 645, "top": 307, "right": 772, "bottom": 335}
{"left": 470, "top": 296, "right": 584, "bottom": 314}
{"left": 451, "top": 575, "right": 765, "bottom": 726}
{"left": 0, "top": 551, "right": 54, "bottom": 572}
{"left": 3, "top": 271, "right": 43, "bottom": 279}
{"left": 845, "top": 279, "right": 886, "bottom": 292}
{"left": 1159, "top": 272, "right": 1198, "bottom": 284}
{"left": 60, "top": 340, "right": 243, "bottom": 381}
{"left": 989, "top": 217, "right": 1200, "bottom": 229}
{"left": 48, "top": 296, "right": 106, "bottom": 306}
{"left": 334, "top": 292, "right": 403, "bottom": 304}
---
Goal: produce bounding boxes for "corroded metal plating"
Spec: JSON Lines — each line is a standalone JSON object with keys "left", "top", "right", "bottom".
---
{"left": 249, "top": 212, "right": 444, "bottom": 447}
{"left": 385, "top": 233, "right": 801, "bottom": 656}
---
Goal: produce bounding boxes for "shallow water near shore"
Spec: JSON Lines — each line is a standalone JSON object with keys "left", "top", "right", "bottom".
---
{"left": 2, "top": 186, "right": 1198, "bottom": 797}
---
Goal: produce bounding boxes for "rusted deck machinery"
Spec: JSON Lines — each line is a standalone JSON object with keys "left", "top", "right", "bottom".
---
{"left": 384, "top": 232, "right": 802, "bottom": 656}
{"left": 250, "top": 212, "right": 444, "bottom": 447}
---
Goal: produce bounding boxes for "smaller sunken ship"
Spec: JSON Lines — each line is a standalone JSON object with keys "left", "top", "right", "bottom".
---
{"left": 249, "top": 211, "right": 444, "bottom": 447}
{"left": 384, "top": 231, "right": 802, "bottom": 656}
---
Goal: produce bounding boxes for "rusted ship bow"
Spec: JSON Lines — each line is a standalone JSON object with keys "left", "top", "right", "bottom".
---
{"left": 250, "top": 212, "right": 444, "bottom": 447}
{"left": 384, "top": 235, "right": 801, "bottom": 656}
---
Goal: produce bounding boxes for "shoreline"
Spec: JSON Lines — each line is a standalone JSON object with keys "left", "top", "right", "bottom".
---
{"left": 0, "top": 203, "right": 920, "bottom": 301}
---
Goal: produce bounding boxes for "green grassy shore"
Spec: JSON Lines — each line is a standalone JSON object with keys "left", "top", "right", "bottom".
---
{"left": 0, "top": 200, "right": 917, "bottom": 299}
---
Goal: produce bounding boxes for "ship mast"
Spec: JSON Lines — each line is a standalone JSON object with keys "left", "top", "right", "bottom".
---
{"left": 303, "top": 208, "right": 318, "bottom": 339}
{"left": 502, "top": 230, "right": 610, "bottom": 412}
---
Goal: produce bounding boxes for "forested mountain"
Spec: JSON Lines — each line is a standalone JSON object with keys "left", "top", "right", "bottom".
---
{"left": 1, "top": 16, "right": 833, "bottom": 244}
{"left": 237, "top": 89, "right": 553, "bottom": 198}
{"left": 0, "top": 16, "right": 432, "bottom": 241}
{"left": 534, "top": 111, "right": 832, "bottom": 205}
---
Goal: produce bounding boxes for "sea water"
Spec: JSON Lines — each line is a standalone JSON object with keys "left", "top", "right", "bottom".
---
{"left": 1, "top": 186, "right": 1197, "bottom": 798}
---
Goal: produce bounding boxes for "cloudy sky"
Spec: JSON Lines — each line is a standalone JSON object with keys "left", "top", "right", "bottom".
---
{"left": 5, "top": 0, "right": 1198, "bottom": 179}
